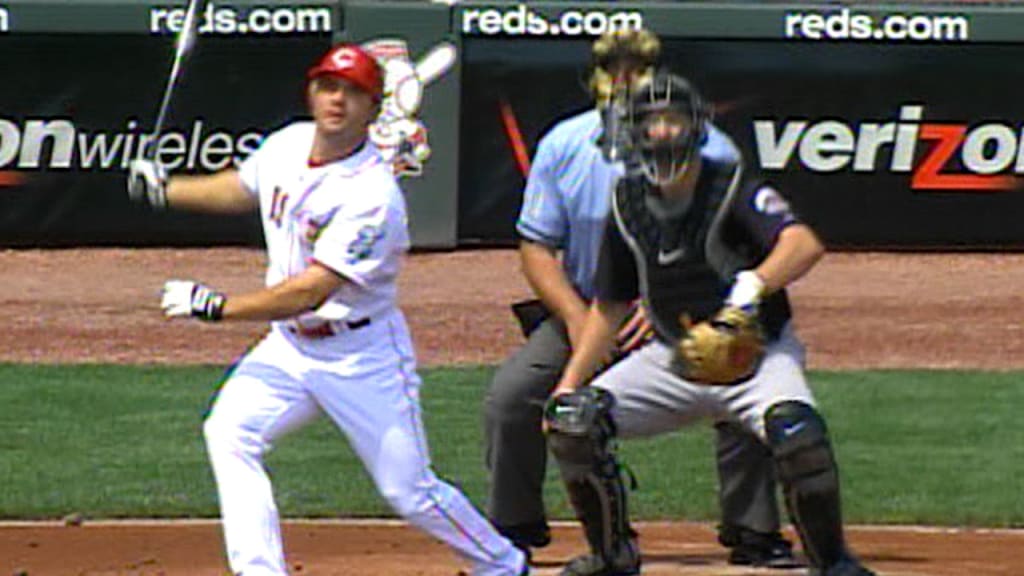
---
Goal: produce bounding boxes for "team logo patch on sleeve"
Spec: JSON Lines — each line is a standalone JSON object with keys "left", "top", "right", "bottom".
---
{"left": 753, "top": 186, "right": 791, "bottom": 215}
{"left": 346, "top": 225, "right": 386, "bottom": 264}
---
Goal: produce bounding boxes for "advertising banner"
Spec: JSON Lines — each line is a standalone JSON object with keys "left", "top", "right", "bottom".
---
{"left": 0, "top": 2, "right": 333, "bottom": 246}
{"left": 456, "top": 2, "right": 1024, "bottom": 248}
{"left": 6, "top": 1, "right": 1024, "bottom": 248}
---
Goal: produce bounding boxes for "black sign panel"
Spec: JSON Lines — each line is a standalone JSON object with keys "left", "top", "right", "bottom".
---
{"left": 459, "top": 37, "right": 1024, "bottom": 248}
{"left": 0, "top": 34, "right": 327, "bottom": 246}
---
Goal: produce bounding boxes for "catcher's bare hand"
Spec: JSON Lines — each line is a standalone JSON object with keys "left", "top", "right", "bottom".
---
{"left": 161, "top": 280, "right": 226, "bottom": 322}
{"left": 127, "top": 158, "right": 168, "bottom": 209}
{"left": 678, "top": 306, "right": 764, "bottom": 385}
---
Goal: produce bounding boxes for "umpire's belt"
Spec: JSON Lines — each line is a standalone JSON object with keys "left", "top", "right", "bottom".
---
{"left": 288, "top": 317, "right": 372, "bottom": 338}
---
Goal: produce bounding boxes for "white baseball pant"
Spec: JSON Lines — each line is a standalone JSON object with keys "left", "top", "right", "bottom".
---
{"left": 202, "top": 309, "right": 525, "bottom": 576}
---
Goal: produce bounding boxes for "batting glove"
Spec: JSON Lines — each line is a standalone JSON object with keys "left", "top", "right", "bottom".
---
{"left": 128, "top": 158, "right": 168, "bottom": 209}
{"left": 161, "top": 280, "right": 226, "bottom": 321}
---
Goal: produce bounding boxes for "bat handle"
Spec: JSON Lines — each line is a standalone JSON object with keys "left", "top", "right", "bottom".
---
{"left": 140, "top": 134, "right": 158, "bottom": 161}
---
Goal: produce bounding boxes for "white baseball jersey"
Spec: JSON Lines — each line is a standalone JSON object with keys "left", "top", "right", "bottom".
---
{"left": 205, "top": 123, "right": 525, "bottom": 576}
{"left": 238, "top": 122, "right": 405, "bottom": 329}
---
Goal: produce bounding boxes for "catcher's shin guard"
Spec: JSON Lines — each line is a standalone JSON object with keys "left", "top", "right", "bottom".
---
{"left": 765, "top": 401, "right": 846, "bottom": 570}
{"left": 546, "top": 388, "right": 638, "bottom": 572}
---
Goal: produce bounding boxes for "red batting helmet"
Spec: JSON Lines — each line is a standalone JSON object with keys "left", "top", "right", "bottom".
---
{"left": 307, "top": 43, "right": 383, "bottom": 101}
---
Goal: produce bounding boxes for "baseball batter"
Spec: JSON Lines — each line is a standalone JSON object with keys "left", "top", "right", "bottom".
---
{"left": 485, "top": 28, "right": 794, "bottom": 568}
{"left": 543, "top": 72, "right": 875, "bottom": 576}
{"left": 127, "top": 43, "right": 527, "bottom": 576}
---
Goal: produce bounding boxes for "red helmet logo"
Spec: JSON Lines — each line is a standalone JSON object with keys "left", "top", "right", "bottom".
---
{"left": 331, "top": 50, "right": 355, "bottom": 69}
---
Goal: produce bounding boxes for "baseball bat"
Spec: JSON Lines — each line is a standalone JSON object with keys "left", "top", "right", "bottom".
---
{"left": 144, "top": 0, "right": 208, "bottom": 159}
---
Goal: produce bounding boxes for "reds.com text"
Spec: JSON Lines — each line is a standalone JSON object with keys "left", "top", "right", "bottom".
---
{"left": 150, "top": 3, "right": 331, "bottom": 35}
{"left": 461, "top": 4, "right": 643, "bottom": 36}
{"left": 0, "top": 117, "right": 263, "bottom": 173}
{"left": 784, "top": 8, "right": 968, "bottom": 42}
{"left": 754, "top": 105, "right": 1022, "bottom": 190}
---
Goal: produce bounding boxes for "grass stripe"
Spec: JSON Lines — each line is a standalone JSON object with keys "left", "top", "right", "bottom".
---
{"left": 0, "top": 364, "right": 1020, "bottom": 527}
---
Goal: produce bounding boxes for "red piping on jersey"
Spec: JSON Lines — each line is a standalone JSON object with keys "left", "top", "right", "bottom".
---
{"left": 307, "top": 139, "right": 370, "bottom": 168}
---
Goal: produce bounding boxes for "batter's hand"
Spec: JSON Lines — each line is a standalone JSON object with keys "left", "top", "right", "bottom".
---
{"left": 128, "top": 158, "right": 168, "bottom": 209}
{"left": 161, "top": 280, "right": 226, "bottom": 322}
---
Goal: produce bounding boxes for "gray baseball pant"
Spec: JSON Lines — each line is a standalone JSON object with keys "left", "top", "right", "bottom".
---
{"left": 483, "top": 316, "right": 783, "bottom": 534}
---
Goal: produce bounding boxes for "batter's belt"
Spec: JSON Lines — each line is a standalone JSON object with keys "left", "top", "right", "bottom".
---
{"left": 287, "top": 317, "right": 372, "bottom": 338}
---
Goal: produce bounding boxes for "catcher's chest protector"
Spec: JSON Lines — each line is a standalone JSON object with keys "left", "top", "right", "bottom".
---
{"left": 612, "top": 160, "right": 792, "bottom": 343}
{"left": 611, "top": 161, "right": 740, "bottom": 342}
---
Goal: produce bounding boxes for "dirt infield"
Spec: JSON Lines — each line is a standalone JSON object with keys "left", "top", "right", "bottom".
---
{"left": 2, "top": 248, "right": 1024, "bottom": 575}
{"left": 5, "top": 248, "right": 1024, "bottom": 369}
{"left": 2, "top": 520, "right": 1023, "bottom": 576}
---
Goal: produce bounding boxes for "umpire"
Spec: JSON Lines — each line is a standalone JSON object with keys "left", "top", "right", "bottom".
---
{"left": 483, "top": 29, "right": 795, "bottom": 568}
{"left": 543, "top": 71, "right": 876, "bottom": 576}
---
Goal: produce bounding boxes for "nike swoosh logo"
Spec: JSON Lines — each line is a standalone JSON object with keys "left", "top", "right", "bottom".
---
{"left": 657, "top": 248, "right": 685, "bottom": 265}
{"left": 782, "top": 421, "right": 807, "bottom": 437}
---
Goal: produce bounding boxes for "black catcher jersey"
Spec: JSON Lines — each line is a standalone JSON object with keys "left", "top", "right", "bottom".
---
{"left": 595, "top": 157, "right": 799, "bottom": 343}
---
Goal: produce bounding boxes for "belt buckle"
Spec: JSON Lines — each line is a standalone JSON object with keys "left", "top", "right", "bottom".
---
{"left": 294, "top": 322, "right": 336, "bottom": 338}
{"left": 291, "top": 318, "right": 370, "bottom": 339}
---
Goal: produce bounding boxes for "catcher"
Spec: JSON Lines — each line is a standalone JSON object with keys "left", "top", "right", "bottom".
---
{"left": 544, "top": 70, "right": 876, "bottom": 576}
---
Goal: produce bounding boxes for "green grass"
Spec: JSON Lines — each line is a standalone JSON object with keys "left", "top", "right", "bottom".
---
{"left": 0, "top": 364, "right": 1021, "bottom": 527}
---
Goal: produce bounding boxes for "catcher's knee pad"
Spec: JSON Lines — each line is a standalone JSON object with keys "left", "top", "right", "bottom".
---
{"left": 764, "top": 401, "right": 833, "bottom": 481}
{"left": 765, "top": 401, "right": 845, "bottom": 568}
{"left": 546, "top": 387, "right": 634, "bottom": 563}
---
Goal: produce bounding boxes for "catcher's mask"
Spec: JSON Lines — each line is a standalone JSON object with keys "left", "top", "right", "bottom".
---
{"left": 629, "top": 72, "right": 710, "bottom": 187}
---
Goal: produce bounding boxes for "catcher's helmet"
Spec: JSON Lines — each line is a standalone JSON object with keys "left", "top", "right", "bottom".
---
{"left": 307, "top": 43, "right": 384, "bottom": 102}
{"left": 629, "top": 71, "right": 710, "bottom": 186}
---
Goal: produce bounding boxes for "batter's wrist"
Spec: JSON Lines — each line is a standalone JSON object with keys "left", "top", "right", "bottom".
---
{"left": 206, "top": 293, "right": 226, "bottom": 321}
{"left": 191, "top": 286, "right": 227, "bottom": 322}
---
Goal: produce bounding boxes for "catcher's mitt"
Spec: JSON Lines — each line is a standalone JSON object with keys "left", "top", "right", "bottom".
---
{"left": 678, "top": 306, "right": 764, "bottom": 385}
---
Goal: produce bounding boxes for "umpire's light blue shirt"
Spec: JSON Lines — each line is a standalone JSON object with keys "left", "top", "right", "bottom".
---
{"left": 517, "top": 108, "right": 739, "bottom": 301}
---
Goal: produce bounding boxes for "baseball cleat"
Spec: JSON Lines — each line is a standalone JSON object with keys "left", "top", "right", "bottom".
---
{"left": 719, "top": 526, "right": 803, "bottom": 568}
{"left": 558, "top": 547, "right": 640, "bottom": 576}
{"left": 497, "top": 520, "right": 552, "bottom": 548}
{"left": 497, "top": 520, "right": 551, "bottom": 564}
